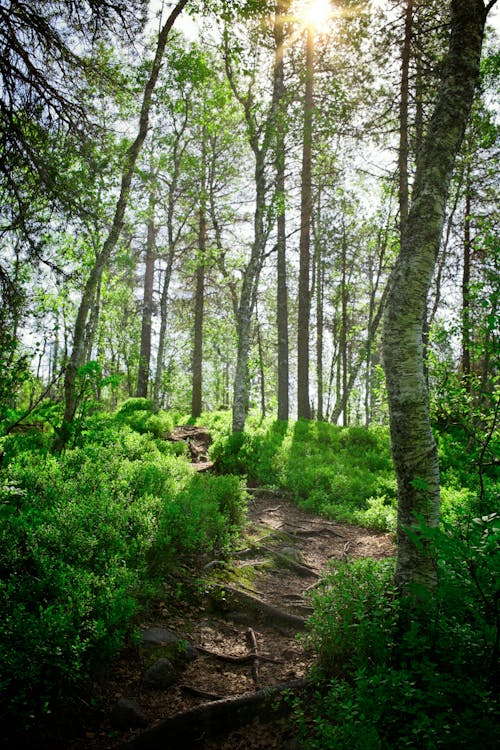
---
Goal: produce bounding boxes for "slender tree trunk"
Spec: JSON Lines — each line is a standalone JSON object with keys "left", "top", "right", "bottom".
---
{"left": 461, "top": 167, "right": 472, "bottom": 388}
{"left": 224, "top": 47, "right": 271, "bottom": 433}
{"left": 365, "top": 258, "right": 375, "bottom": 427}
{"left": 315, "top": 203, "right": 324, "bottom": 421}
{"left": 153, "top": 123, "right": 188, "bottom": 407}
{"left": 232, "top": 147, "right": 266, "bottom": 432}
{"left": 297, "top": 26, "right": 314, "bottom": 420}
{"left": 382, "top": 0, "right": 490, "bottom": 595}
{"left": 273, "top": 1, "right": 290, "bottom": 422}
{"left": 137, "top": 171, "right": 157, "bottom": 398}
{"left": 191, "top": 130, "right": 207, "bottom": 418}
{"left": 58, "top": 0, "right": 188, "bottom": 444}
{"left": 153, "top": 255, "right": 175, "bottom": 407}
{"left": 255, "top": 310, "right": 266, "bottom": 418}
{"left": 338, "top": 223, "right": 348, "bottom": 425}
{"left": 399, "top": 0, "right": 413, "bottom": 238}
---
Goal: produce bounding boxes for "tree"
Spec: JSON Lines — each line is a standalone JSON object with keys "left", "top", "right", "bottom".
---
{"left": 222, "top": 11, "right": 276, "bottom": 432}
{"left": 297, "top": 17, "right": 315, "bottom": 420}
{"left": 272, "top": 0, "right": 291, "bottom": 422}
{"left": 382, "top": 0, "right": 496, "bottom": 594}
{"left": 136, "top": 159, "right": 159, "bottom": 399}
{"left": 58, "top": 0, "right": 189, "bottom": 446}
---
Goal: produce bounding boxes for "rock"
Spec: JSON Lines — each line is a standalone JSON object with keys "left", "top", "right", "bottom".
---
{"left": 110, "top": 698, "right": 148, "bottom": 729}
{"left": 141, "top": 627, "right": 179, "bottom": 647}
{"left": 144, "top": 658, "right": 177, "bottom": 689}
{"left": 279, "top": 547, "right": 304, "bottom": 563}
{"left": 141, "top": 627, "right": 197, "bottom": 664}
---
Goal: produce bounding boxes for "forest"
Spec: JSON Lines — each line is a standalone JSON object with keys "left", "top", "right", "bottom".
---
{"left": 0, "top": 0, "right": 499, "bottom": 747}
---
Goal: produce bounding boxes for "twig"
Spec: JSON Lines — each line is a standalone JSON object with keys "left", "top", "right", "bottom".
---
{"left": 246, "top": 628, "right": 260, "bottom": 686}
{"left": 261, "top": 504, "right": 282, "bottom": 513}
{"left": 179, "top": 684, "right": 225, "bottom": 701}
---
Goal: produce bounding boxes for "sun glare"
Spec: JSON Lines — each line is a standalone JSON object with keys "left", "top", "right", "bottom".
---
{"left": 297, "top": 0, "right": 333, "bottom": 31}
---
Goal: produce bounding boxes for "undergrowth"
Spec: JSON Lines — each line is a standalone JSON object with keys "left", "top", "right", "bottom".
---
{"left": 0, "top": 400, "right": 246, "bottom": 731}
{"left": 294, "top": 507, "right": 500, "bottom": 748}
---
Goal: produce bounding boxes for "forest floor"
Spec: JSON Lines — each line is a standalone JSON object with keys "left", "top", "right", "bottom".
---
{"left": 29, "top": 490, "right": 395, "bottom": 750}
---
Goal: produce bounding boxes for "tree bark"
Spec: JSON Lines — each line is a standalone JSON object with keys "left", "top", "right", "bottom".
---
{"left": 461, "top": 166, "right": 472, "bottom": 388}
{"left": 398, "top": 0, "right": 413, "bottom": 239}
{"left": 273, "top": 1, "right": 290, "bottom": 422}
{"left": 191, "top": 128, "right": 207, "bottom": 418}
{"left": 58, "top": 0, "right": 189, "bottom": 445}
{"left": 382, "top": 0, "right": 490, "bottom": 594}
{"left": 136, "top": 170, "right": 157, "bottom": 399}
{"left": 297, "top": 26, "right": 314, "bottom": 420}
{"left": 224, "top": 39, "right": 271, "bottom": 434}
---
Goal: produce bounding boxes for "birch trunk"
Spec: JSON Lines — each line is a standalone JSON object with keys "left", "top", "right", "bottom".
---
{"left": 382, "top": 0, "right": 490, "bottom": 594}
{"left": 191, "top": 129, "right": 207, "bottom": 418}
{"left": 232, "top": 148, "right": 266, "bottom": 432}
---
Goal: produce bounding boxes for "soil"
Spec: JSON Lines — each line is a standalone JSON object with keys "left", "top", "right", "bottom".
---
{"left": 24, "top": 490, "right": 395, "bottom": 750}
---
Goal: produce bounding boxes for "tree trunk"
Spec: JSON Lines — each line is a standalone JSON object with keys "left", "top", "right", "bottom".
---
{"left": 315, "top": 202, "right": 324, "bottom": 421}
{"left": 137, "top": 171, "right": 157, "bottom": 398}
{"left": 382, "top": 0, "right": 489, "bottom": 595}
{"left": 191, "top": 132, "right": 207, "bottom": 419}
{"left": 399, "top": 0, "right": 413, "bottom": 238}
{"left": 461, "top": 167, "right": 472, "bottom": 388}
{"left": 58, "top": 0, "right": 189, "bottom": 445}
{"left": 297, "top": 26, "right": 314, "bottom": 420}
{"left": 225, "top": 67, "right": 270, "bottom": 433}
{"left": 273, "top": 1, "right": 290, "bottom": 422}
{"left": 255, "top": 309, "right": 266, "bottom": 418}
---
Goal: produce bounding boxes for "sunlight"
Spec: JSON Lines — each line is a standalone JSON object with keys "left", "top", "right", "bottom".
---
{"left": 296, "top": 0, "right": 333, "bottom": 31}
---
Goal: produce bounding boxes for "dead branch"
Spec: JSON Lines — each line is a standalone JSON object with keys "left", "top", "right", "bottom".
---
{"left": 246, "top": 628, "right": 259, "bottom": 686}
{"left": 179, "top": 684, "right": 225, "bottom": 700}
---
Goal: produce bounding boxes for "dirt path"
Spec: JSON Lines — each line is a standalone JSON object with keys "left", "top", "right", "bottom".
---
{"left": 38, "top": 492, "right": 394, "bottom": 750}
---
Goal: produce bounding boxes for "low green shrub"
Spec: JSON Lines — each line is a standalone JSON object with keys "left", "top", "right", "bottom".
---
{"left": 296, "top": 513, "right": 500, "bottom": 749}
{"left": 209, "top": 415, "right": 397, "bottom": 530}
{"left": 0, "top": 418, "right": 247, "bottom": 731}
{"left": 150, "top": 474, "right": 247, "bottom": 570}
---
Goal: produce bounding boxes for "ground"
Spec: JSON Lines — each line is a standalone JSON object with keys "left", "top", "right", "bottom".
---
{"left": 25, "top": 491, "right": 394, "bottom": 750}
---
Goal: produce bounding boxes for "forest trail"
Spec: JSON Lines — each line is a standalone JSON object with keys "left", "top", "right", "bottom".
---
{"left": 46, "top": 491, "right": 394, "bottom": 750}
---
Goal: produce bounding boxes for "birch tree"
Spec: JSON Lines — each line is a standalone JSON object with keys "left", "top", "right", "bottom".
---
{"left": 382, "top": 0, "right": 496, "bottom": 594}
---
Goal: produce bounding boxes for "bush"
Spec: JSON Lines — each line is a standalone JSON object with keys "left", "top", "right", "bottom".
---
{"left": 209, "top": 416, "right": 397, "bottom": 530}
{"left": 0, "top": 419, "right": 247, "bottom": 731}
{"left": 296, "top": 516, "right": 500, "bottom": 749}
{"left": 150, "top": 474, "right": 247, "bottom": 570}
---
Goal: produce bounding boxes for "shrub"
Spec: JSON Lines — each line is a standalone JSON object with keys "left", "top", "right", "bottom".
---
{"left": 150, "top": 474, "right": 247, "bottom": 569}
{"left": 0, "top": 423, "right": 246, "bottom": 731}
{"left": 209, "top": 415, "right": 396, "bottom": 530}
{"left": 296, "top": 515, "right": 500, "bottom": 749}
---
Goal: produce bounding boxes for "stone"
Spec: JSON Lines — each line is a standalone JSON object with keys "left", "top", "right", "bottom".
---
{"left": 141, "top": 627, "right": 197, "bottom": 664}
{"left": 144, "top": 658, "right": 177, "bottom": 689}
{"left": 110, "top": 698, "right": 148, "bottom": 729}
{"left": 141, "top": 627, "right": 179, "bottom": 647}
{"left": 279, "top": 547, "right": 303, "bottom": 563}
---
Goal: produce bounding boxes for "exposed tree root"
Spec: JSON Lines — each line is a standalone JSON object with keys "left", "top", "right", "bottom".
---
{"left": 196, "top": 645, "right": 283, "bottom": 665}
{"left": 118, "top": 679, "right": 308, "bottom": 749}
{"left": 260, "top": 545, "right": 320, "bottom": 578}
{"left": 210, "top": 584, "right": 308, "bottom": 630}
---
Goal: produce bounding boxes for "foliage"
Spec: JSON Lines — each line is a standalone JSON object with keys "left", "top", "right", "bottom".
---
{"left": 0, "top": 413, "right": 246, "bottom": 731}
{"left": 208, "top": 413, "right": 397, "bottom": 530}
{"left": 295, "top": 513, "right": 500, "bottom": 749}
